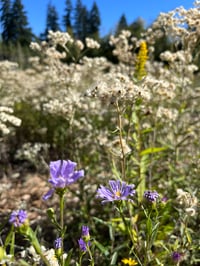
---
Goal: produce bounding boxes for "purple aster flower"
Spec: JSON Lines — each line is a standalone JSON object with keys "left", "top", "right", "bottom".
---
{"left": 82, "top": 225, "right": 90, "bottom": 237}
{"left": 96, "top": 180, "right": 135, "bottom": 204}
{"left": 172, "top": 251, "right": 182, "bottom": 263}
{"left": 78, "top": 238, "right": 87, "bottom": 252}
{"left": 78, "top": 238, "right": 91, "bottom": 252}
{"left": 144, "top": 190, "right": 159, "bottom": 202}
{"left": 161, "top": 196, "right": 168, "bottom": 202}
{"left": 43, "top": 159, "right": 84, "bottom": 200}
{"left": 78, "top": 225, "right": 91, "bottom": 252}
{"left": 54, "top": 237, "right": 62, "bottom": 249}
{"left": 9, "top": 210, "right": 27, "bottom": 227}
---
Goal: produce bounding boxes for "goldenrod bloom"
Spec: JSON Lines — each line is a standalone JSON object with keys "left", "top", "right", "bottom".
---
{"left": 135, "top": 41, "right": 148, "bottom": 80}
{"left": 121, "top": 258, "right": 138, "bottom": 265}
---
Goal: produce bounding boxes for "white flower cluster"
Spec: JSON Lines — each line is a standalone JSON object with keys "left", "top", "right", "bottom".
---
{"left": 15, "top": 142, "right": 50, "bottom": 163}
{"left": 85, "top": 37, "right": 100, "bottom": 49}
{"left": 108, "top": 137, "right": 131, "bottom": 158}
{"left": 48, "top": 30, "right": 74, "bottom": 46}
{"left": 109, "top": 30, "right": 137, "bottom": 64}
{"left": 156, "top": 106, "right": 178, "bottom": 122}
{"left": 0, "top": 106, "right": 21, "bottom": 135}
{"left": 75, "top": 39, "right": 84, "bottom": 50}
{"left": 85, "top": 72, "right": 151, "bottom": 103}
{"left": 21, "top": 246, "right": 62, "bottom": 266}
{"left": 30, "top": 42, "right": 41, "bottom": 52}
{"left": 176, "top": 188, "right": 198, "bottom": 216}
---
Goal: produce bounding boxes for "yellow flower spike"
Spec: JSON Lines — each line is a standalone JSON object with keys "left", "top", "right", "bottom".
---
{"left": 121, "top": 258, "right": 138, "bottom": 265}
{"left": 135, "top": 41, "right": 148, "bottom": 80}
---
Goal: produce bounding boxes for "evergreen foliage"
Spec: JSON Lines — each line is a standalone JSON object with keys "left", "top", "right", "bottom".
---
{"left": 41, "top": 2, "right": 60, "bottom": 40}
{"left": 0, "top": 0, "right": 32, "bottom": 45}
{"left": 73, "top": 0, "right": 88, "bottom": 41}
{"left": 115, "top": 14, "right": 128, "bottom": 35}
{"left": 87, "top": 1, "right": 101, "bottom": 39}
{"left": 0, "top": 0, "right": 12, "bottom": 43}
{"left": 63, "top": 0, "right": 73, "bottom": 35}
{"left": 154, "top": 33, "right": 172, "bottom": 61}
{"left": 128, "top": 17, "right": 145, "bottom": 38}
{"left": 10, "top": 0, "right": 33, "bottom": 45}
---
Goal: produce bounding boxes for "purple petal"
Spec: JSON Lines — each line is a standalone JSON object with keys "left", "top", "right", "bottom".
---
{"left": 9, "top": 210, "right": 27, "bottom": 227}
{"left": 43, "top": 188, "right": 55, "bottom": 200}
{"left": 61, "top": 160, "right": 76, "bottom": 178}
{"left": 78, "top": 238, "right": 87, "bottom": 251}
{"left": 82, "top": 225, "right": 90, "bottom": 237}
{"left": 50, "top": 160, "right": 62, "bottom": 179}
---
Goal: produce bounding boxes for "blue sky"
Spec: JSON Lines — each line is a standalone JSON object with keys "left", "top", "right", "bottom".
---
{"left": 23, "top": 0, "right": 195, "bottom": 36}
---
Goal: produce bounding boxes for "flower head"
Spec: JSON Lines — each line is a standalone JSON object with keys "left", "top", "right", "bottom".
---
{"left": 43, "top": 160, "right": 84, "bottom": 200}
{"left": 9, "top": 210, "right": 27, "bottom": 227}
{"left": 122, "top": 257, "right": 138, "bottom": 265}
{"left": 144, "top": 190, "right": 159, "bottom": 202}
{"left": 54, "top": 237, "right": 62, "bottom": 249}
{"left": 96, "top": 180, "right": 135, "bottom": 204}
{"left": 78, "top": 238, "right": 87, "bottom": 252}
{"left": 78, "top": 225, "right": 91, "bottom": 252}
{"left": 172, "top": 251, "right": 182, "bottom": 263}
{"left": 82, "top": 225, "right": 90, "bottom": 238}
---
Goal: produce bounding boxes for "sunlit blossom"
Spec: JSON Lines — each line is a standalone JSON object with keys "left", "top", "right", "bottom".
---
{"left": 43, "top": 160, "right": 84, "bottom": 200}
{"left": 97, "top": 180, "right": 135, "bottom": 204}
{"left": 9, "top": 210, "right": 27, "bottom": 227}
{"left": 121, "top": 258, "right": 138, "bottom": 265}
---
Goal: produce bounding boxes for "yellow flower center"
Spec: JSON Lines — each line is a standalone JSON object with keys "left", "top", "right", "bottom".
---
{"left": 115, "top": 190, "right": 121, "bottom": 197}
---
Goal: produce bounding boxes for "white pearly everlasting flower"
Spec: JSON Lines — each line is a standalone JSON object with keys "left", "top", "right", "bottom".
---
{"left": 85, "top": 38, "right": 100, "bottom": 49}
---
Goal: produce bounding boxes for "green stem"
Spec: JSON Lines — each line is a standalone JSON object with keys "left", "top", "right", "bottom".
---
{"left": 10, "top": 229, "right": 15, "bottom": 257}
{"left": 59, "top": 193, "right": 65, "bottom": 266}
{"left": 79, "top": 252, "right": 84, "bottom": 266}
{"left": 115, "top": 100, "right": 126, "bottom": 181}
{"left": 32, "top": 240, "right": 51, "bottom": 266}
{"left": 134, "top": 107, "right": 145, "bottom": 202}
{"left": 87, "top": 244, "right": 95, "bottom": 266}
{"left": 26, "top": 228, "right": 51, "bottom": 266}
{"left": 117, "top": 203, "right": 142, "bottom": 266}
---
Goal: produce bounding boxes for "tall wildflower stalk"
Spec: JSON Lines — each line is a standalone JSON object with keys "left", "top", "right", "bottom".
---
{"left": 115, "top": 100, "right": 127, "bottom": 181}
{"left": 133, "top": 41, "right": 149, "bottom": 201}
{"left": 135, "top": 41, "right": 148, "bottom": 81}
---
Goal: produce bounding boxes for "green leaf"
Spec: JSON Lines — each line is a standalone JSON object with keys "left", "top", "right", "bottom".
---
{"left": 64, "top": 248, "right": 73, "bottom": 266}
{"left": 4, "top": 228, "right": 14, "bottom": 248}
{"left": 140, "top": 146, "right": 168, "bottom": 156}
{"left": 110, "top": 251, "right": 118, "bottom": 265}
{"left": 146, "top": 217, "right": 152, "bottom": 236}
{"left": 150, "top": 222, "right": 160, "bottom": 248}
{"left": 141, "top": 128, "right": 153, "bottom": 134}
{"left": 185, "top": 228, "right": 192, "bottom": 244}
{"left": 109, "top": 224, "right": 114, "bottom": 242}
{"left": 18, "top": 260, "right": 31, "bottom": 266}
{"left": 93, "top": 217, "right": 111, "bottom": 226}
{"left": 93, "top": 239, "right": 109, "bottom": 256}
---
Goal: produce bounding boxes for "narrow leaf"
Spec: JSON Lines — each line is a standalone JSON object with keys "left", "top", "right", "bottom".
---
{"left": 140, "top": 147, "right": 168, "bottom": 156}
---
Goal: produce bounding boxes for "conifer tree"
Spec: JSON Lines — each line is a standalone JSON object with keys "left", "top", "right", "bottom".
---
{"left": 74, "top": 0, "right": 89, "bottom": 41}
{"left": 88, "top": 1, "right": 101, "bottom": 39}
{"left": 0, "top": 0, "right": 13, "bottom": 43}
{"left": 10, "top": 0, "right": 33, "bottom": 45}
{"left": 63, "top": 0, "right": 73, "bottom": 35}
{"left": 41, "top": 2, "right": 60, "bottom": 40}
{"left": 116, "top": 14, "right": 128, "bottom": 35}
{"left": 128, "top": 17, "right": 145, "bottom": 38}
